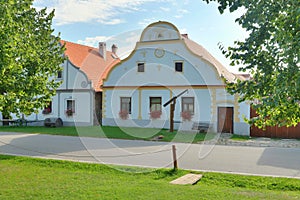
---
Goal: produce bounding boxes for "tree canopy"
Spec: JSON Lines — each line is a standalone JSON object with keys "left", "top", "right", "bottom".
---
{"left": 0, "top": 0, "right": 65, "bottom": 118}
{"left": 204, "top": 0, "right": 300, "bottom": 128}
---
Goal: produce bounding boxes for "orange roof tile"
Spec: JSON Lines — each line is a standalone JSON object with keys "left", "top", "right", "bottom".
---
{"left": 61, "top": 40, "right": 120, "bottom": 91}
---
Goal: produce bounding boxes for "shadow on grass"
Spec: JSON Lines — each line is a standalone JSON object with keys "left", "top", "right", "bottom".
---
{"left": 153, "top": 168, "right": 185, "bottom": 180}
{"left": 0, "top": 126, "right": 217, "bottom": 143}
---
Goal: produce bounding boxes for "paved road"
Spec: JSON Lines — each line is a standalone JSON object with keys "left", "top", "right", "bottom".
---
{"left": 0, "top": 132, "right": 299, "bottom": 178}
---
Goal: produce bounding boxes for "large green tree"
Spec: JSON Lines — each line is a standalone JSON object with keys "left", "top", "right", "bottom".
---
{"left": 0, "top": 0, "right": 65, "bottom": 118}
{"left": 204, "top": 0, "right": 300, "bottom": 128}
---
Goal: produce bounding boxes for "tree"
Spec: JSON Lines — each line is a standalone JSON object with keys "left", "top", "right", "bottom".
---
{"left": 0, "top": 0, "right": 65, "bottom": 118}
{"left": 203, "top": 0, "right": 300, "bottom": 128}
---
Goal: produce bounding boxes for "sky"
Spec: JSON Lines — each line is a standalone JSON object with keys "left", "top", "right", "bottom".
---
{"left": 33, "top": 0, "right": 248, "bottom": 73}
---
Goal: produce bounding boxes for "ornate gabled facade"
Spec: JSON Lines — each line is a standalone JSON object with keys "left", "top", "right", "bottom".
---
{"left": 101, "top": 21, "right": 250, "bottom": 135}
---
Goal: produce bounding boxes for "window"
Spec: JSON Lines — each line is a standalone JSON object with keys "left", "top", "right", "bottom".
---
{"left": 42, "top": 101, "right": 52, "bottom": 114}
{"left": 57, "top": 70, "right": 62, "bottom": 79}
{"left": 175, "top": 62, "right": 183, "bottom": 72}
{"left": 67, "top": 100, "right": 75, "bottom": 113}
{"left": 150, "top": 97, "right": 162, "bottom": 112}
{"left": 182, "top": 97, "right": 194, "bottom": 114}
{"left": 120, "top": 97, "right": 131, "bottom": 114}
{"left": 137, "top": 63, "right": 145, "bottom": 72}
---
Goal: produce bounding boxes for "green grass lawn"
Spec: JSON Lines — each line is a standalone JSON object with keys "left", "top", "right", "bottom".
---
{"left": 0, "top": 155, "right": 299, "bottom": 200}
{"left": 230, "top": 134, "right": 253, "bottom": 141}
{"left": 0, "top": 126, "right": 216, "bottom": 143}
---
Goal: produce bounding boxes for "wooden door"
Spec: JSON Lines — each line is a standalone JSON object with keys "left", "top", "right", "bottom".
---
{"left": 218, "top": 107, "right": 233, "bottom": 133}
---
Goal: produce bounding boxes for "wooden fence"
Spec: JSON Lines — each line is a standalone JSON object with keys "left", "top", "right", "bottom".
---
{"left": 250, "top": 108, "right": 300, "bottom": 139}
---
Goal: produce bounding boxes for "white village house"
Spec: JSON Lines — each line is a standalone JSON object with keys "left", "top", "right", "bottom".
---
{"left": 1, "top": 21, "right": 299, "bottom": 138}
{"left": 101, "top": 21, "right": 250, "bottom": 135}
{"left": 0, "top": 40, "right": 119, "bottom": 126}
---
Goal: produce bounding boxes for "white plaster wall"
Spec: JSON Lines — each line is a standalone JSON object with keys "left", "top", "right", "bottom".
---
{"left": 104, "top": 42, "right": 223, "bottom": 88}
{"left": 3, "top": 59, "right": 94, "bottom": 126}
{"left": 103, "top": 88, "right": 213, "bottom": 123}
{"left": 58, "top": 92, "right": 92, "bottom": 124}
{"left": 58, "top": 60, "right": 92, "bottom": 90}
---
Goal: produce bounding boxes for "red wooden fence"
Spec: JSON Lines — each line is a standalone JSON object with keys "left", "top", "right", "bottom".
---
{"left": 250, "top": 108, "right": 300, "bottom": 139}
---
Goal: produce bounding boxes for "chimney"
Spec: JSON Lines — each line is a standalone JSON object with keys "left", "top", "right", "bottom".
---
{"left": 99, "top": 42, "right": 106, "bottom": 60}
{"left": 111, "top": 44, "right": 118, "bottom": 54}
{"left": 181, "top": 34, "right": 188, "bottom": 39}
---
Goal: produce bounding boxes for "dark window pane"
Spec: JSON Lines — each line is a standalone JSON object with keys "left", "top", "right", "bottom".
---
{"left": 137, "top": 63, "right": 145, "bottom": 72}
{"left": 175, "top": 62, "right": 183, "bottom": 72}
{"left": 57, "top": 70, "right": 62, "bottom": 78}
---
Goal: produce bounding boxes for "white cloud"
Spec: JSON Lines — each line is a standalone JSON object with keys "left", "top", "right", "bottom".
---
{"left": 77, "top": 36, "right": 112, "bottom": 47}
{"left": 160, "top": 7, "right": 170, "bottom": 12}
{"left": 179, "top": 28, "right": 188, "bottom": 34}
{"left": 98, "top": 18, "right": 125, "bottom": 25}
{"left": 77, "top": 29, "right": 142, "bottom": 59}
{"left": 174, "top": 15, "right": 183, "bottom": 19}
{"left": 178, "top": 8, "right": 189, "bottom": 14}
{"left": 138, "top": 18, "right": 159, "bottom": 27}
{"left": 34, "top": 0, "right": 171, "bottom": 26}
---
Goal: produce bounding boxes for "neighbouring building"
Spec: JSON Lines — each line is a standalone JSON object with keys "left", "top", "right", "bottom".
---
{"left": 1, "top": 40, "right": 119, "bottom": 126}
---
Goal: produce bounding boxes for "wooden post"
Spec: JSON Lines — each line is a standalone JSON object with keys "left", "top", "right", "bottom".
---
{"left": 170, "top": 103, "right": 174, "bottom": 132}
{"left": 170, "top": 100, "right": 176, "bottom": 132}
{"left": 163, "top": 89, "right": 188, "bottom": 133}
{"left": 172, "top": 145, "right": 178, "bottom": 170}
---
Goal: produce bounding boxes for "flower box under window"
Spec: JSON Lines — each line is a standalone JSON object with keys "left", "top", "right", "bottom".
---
{"left": 119, "top": 110, "right": 129, "bottom": 120}
{"left": 65, "top": 109, "right": 74, "bottom": 116}
{"left": 150, "top": 110, "right": 162, "bottom": 119}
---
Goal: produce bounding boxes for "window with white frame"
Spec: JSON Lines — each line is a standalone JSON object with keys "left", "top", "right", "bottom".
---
{"left": 120, "top": 97, "right": 131, "bottom": 114}
{"left": 66, "top": 100, "right": 75, "bottom": 113}
{"left": 150, "top": 97, "right": 162, "bottom": 112}
{"left": 42, "top": 101, "right": 52, "bottom": 114}
{"left": 182, "top": 97, "right": 194, "bottom": 114}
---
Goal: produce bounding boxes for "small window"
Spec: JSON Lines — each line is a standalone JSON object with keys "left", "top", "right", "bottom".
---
{"left": 57, "top": 70, "right": 62, "bottom": 79}
{"left": 67, "top": 100, "right": 75, "bottom": 113}
{"left": 150, "top": 97, "right": 162, "bottom": 112}
{"left": 137, "top": 63, "right": 145, "bottom": 72}
{"left": 175, "top": 62, "right": 183, "bottom": 72}
{"left": 43, "top": 101, "right": 52, "bottom": 114}
{"left": 182, "top": 97, "right": 194, "bottom": 114}
{"left": 120, "top": 97, "right": 131, "bottom": 114}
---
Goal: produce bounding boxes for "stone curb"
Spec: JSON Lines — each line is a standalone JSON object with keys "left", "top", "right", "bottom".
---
{"left": 203, "top": 134, "right": 300, "bottom": 148}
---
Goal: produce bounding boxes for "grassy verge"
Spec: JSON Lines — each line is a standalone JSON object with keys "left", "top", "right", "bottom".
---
{"left": 0, "top": 154, "right": 299, "bottom": 200}
{"left": 0, "top": 126, "right": 216, "bottom": 143}
{"left": 230, "top": 134, "right": 253, "bottom": 141}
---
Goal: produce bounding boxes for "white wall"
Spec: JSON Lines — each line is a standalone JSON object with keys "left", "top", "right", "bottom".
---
{"left": 3, "top": 59, "right": 94, "bottom": 126}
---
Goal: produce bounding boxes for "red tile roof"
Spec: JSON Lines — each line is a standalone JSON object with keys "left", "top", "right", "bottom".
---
{"left": 61, "top": 40, "right": 120, "bottom": 91}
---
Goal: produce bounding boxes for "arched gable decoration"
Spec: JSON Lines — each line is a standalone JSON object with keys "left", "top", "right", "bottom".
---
{"left": 102, "top": 21, "right": 244, "bottom": 87}
{"left": 139, "top": 21, "right": 181, "bottom": 42}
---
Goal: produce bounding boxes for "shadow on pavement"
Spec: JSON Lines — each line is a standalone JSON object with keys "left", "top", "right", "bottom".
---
{"left": 257, "top": 147, "right": 300, "bottom": 171}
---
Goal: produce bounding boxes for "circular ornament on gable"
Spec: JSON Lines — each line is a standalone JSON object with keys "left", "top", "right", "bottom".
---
{"left": 154, "top": 48, "right": 165, "bottom": 58}
{"left": 81, "top": 81, "right": 88, "bottom": 88}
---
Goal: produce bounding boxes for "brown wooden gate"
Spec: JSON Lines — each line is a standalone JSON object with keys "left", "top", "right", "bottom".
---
{"left": 218, "top": 107, "right": 233, "bottom": 133}
{"left": 250, "top": 108, "right": 300, "bottom": 139}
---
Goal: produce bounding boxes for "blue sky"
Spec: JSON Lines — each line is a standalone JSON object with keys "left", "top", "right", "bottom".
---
{"left": 33, "top": 0, "right": 248, "bottom": 73}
